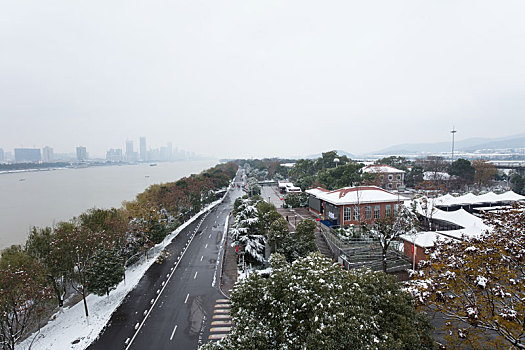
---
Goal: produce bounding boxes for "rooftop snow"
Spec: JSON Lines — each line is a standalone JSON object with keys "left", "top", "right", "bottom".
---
{"left": 306, "top": 186, "right": 402, "bottom": 206}
{"left": 362, "top": 164, "right": 405, "bottom": 174}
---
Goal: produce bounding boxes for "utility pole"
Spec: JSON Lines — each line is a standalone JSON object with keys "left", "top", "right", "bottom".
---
{"left": 450, "top": 127, "right": 457, "bottom": 162}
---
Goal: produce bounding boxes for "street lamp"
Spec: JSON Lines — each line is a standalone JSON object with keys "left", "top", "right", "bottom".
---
{"left": 450, "top": 127, "right": 457, "bottom": 161}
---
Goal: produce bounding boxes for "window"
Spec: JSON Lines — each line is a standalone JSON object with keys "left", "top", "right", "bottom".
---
{"left": 374, "top": 205, "right": 380, "bottom": 219}
{"left": 344, "top": 207, "right": 352, "bottom": 222}
{"left": 388, "top": 174, "right": 393, "bottom": 180}
{"left": 396, "top": 175, "right": 401, "bottom": 180}
{"left": 365, "top": 206, "right": 372, "bottom": 219}
{"left": 353, "top": 207, "right": 360, "bottom": 221}
{"left": 394, "top": 204, "right": 399, "bottom": 215}
{"left": 385, "top": 204, "right": 392, "bottom": 217}
{"left": 379, "top": 175, "right": 384, "bottom": 180}
{"left": 387, "top": 183, "right": 392, "bottom": 189}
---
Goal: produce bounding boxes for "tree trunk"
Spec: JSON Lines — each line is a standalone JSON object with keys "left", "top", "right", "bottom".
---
{"left": 82, "top": 287, "right": 89, "bottom": 317}
{"left": 382, "top": 249, "right": 387, "bottom": 273}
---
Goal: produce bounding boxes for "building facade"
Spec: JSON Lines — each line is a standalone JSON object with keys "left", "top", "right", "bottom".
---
{"left": 306, "top": 186, "right": 404, "bottom": 227}
{"left": 14, "top": 148, "right": 41, "bottom": 163}
{"left": 139, "top": 137, "right": 147, "bottom": 161}
{"left": 42, "top": 146, "right": 54, "bottom": 162}
{"left": 76, "top": 146, "right": 87, "bottom": 161}
{"left": 362, "top": 165, "right": 405, "bottom": 190}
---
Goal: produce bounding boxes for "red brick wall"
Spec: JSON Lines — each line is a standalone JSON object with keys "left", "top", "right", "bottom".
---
{"left": 403, "top": 241, "right": 429, "bottom": 267}
{"left": 340, "top": 201, "right": 403, "bottom": 226}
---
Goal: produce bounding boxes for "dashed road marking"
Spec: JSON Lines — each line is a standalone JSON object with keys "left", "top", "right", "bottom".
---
{"left": 184, "top": 293, "right": 189, "bottom": 304}
{"left": 169, "top": 325, "right": 178, "bottom": 341}
{"left": 194, "top": 271, "right": 198, "bottom": 279}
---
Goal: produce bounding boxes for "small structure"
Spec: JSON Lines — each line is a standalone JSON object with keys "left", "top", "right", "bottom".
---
{"left": 362, "top": 165, "right": 405, "bottom": 190}
{"left": 278, "top": 181, "right": 301, "bottom": 194}
{"left": 305, "top": 186, "right": 404, "bottom": 226}
{"left": 398, "top": 194, "right": 520, "bottom": 266}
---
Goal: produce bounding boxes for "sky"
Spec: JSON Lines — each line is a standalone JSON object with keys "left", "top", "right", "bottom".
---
{"left": 1, "top": 0, "right": 524, "bottom": 159}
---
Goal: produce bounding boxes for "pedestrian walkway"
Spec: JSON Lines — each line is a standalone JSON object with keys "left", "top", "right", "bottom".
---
{"left": 208, "top": 299, "right": 232, "bottom": 341}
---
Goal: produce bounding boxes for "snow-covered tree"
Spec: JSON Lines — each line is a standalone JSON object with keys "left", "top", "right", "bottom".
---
{"left": 408, "top": 205, "right": 525, "bottom": 349}
{"left": 202, "top": 253, "right": 435, "bottom": 350}
{"left": 370, "top": 205, "right": 419, "bottom": 272}
{"left": 230, "top": 197, "right": 266, "bottom": 263}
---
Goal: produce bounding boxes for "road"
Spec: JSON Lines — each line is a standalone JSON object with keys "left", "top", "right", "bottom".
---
{"left": 88, "top": 175, "right": 244, "bottom": 350}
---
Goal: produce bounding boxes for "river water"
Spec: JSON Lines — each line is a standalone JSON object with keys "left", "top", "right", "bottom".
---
{"left": 0, "top": 160, "right": 217, "bottom": 250}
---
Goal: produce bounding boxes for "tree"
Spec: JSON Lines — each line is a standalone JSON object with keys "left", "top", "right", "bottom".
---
{"left": 256, "top": 201, "right": 281, "bottom": 231}
{"left": 86, "top": 249, "right": 125, "bottom": 296}
{"left": 52, "top": 223, "right": 109, "bottom": 317}
{"left": 370, "top": 205, "right": 419, "bottom": 272}
{"left": 317, "top": 162, "right": 364, "bottom": 190}
{"left": 0, "top": 247, "right": 53, "bottom": 350}
{"left": 267, "top": 217, "right": 289, "bottom": 253}
{"left": 448, "top": 158, "right": 475, "bottom": 186}
{"left": 292, "top": 219, "right": 317, "bottom": 260}
{"left": 283, "top": 192, "right": 307, "bottom": 208}
{"left": 510, "top": 174, "right": 525, "bottom": 195}
{"left": 472, "top": 159, "right": 497, "bottom": 188}
{"left": 230, "top": 198, "right": 266, "bottom": 263}
{"left": 25, "top": 226, "right": 68, "bottom": 307}
{"left": 201, "top": 253, "right": 435, "bottom": 350}
{"left": 406, "top": 165, "right": 424, "bottom": 188}
{"left": 376, "top": 156, "right": 410, "bottom": 172}
{"left": 408, "top": 205, "right": 525, "bottom": 349}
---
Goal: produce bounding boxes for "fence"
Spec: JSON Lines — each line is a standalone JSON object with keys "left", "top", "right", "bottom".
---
{"left": 319, "top": 223, "right": 411, "bottom": 273}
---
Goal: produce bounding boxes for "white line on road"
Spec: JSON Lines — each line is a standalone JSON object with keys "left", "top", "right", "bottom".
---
{"left": 205, "top": 243, "right": 208, "bottom": 248}
{"left": 124, "top": 212, "right": 209, "bottom": 350}
{"left": 200, "top": 255, "right": 204, "bottom": 261}
{"left": 194, "top": 271, "right": 198, "bottom": 279}
{"left": 184, "top": 293, "right": 189, "bottom": 304}
{"left": 209, "top": 233, "right": 211, "bottom": 238}
{"left": 169, "top": 325, "right": 178, "bottom": 341}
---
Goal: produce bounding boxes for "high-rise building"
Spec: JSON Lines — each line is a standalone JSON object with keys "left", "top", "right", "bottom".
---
{"left": 0, "top": 148, "right": 4, "bottom": 162}
{"left": 76, "top": 146, "right": 87, "bottom": 161}
{"left": 42, "top": 146, "right": 54, "bottom": 162}
{"left": 14, "top": 148, "right": 41, "bottom": 163}
{"left": 140, "top": 137, "right": 147, "bottom": 161}
{"left": 167, "top": 142, "right": 173, "bottom": 161}
{"left": 106, "top": 148, "right": 123, "bottom": 162}
{"left": 125, "top": 140, "right": 136, "bottom": 162}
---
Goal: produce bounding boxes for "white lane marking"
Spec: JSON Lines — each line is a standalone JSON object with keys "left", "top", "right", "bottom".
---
{"left": 205, "top": 244, "right": 208, "bottom": 248}
{"left": 212, "top": 213, "right": 229, "bottom": 287}
{"left": 194, "top": 271, "right": 198, "bottom": 279}
{"left": 209, "top": 233, "right": 211, "bottom": 238}
{"left": 169, "top": 325, "right": 178, "bottom": 341}
{"left": 125, "top": 212, "right": 208, "bottom": 350}
{"left": 200, "top": 255, "right": 204, "bottom": 261}
{"left": 184, "top": 293, "right": 189, "bottom": 304}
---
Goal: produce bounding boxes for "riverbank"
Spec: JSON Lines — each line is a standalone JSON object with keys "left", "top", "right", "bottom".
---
{"left": 0, "top": 160, "right": 217, "bottom": 250}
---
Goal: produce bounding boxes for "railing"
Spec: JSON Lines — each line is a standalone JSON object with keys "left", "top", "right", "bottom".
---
{"left": 319, "top": 223, "right": 411, "bottom": 272}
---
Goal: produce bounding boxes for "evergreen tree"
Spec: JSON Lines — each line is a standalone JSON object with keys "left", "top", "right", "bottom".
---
{"left": 87, "top": 250, "right": 125, "bottom": 296}
{"left": 202, "top": 253, "right": 435, "bottom": 350}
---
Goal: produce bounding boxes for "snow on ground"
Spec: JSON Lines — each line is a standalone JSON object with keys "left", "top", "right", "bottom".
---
{"left": 18, "top": 198, "right": 226, "bottom": 350}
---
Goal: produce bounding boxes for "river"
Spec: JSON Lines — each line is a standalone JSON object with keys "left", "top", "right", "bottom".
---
{"left": 0, "top": 160, "right": 217, "bottom": 250}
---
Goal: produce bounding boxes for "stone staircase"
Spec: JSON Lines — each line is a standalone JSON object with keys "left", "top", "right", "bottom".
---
{"left": 315, "top": 232, "right": 333, "bottom": 260}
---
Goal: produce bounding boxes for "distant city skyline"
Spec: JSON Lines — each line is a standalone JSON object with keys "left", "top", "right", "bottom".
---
{"left": 0, "top": 136, "right": 202, "bottom": 162}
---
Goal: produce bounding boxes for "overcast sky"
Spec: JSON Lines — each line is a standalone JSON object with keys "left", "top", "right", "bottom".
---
{"left": 1, "top": 0, "right": 524, "bottom": 158}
